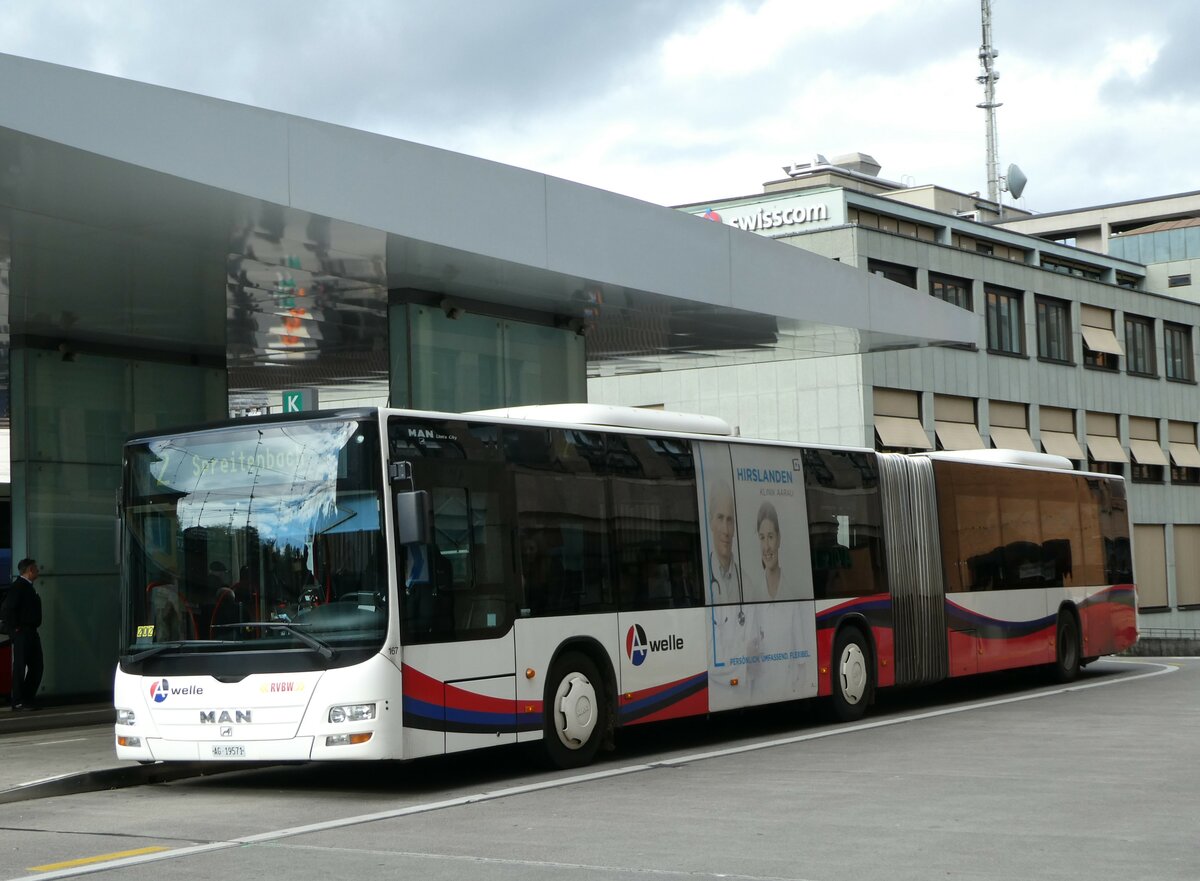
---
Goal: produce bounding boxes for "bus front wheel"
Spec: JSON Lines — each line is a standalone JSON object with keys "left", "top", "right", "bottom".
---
{"left": 831, "top": 626, "right": 874, "bottom": 723}
{"left": 544, "top": 651, "right": 606, "bottom": 769}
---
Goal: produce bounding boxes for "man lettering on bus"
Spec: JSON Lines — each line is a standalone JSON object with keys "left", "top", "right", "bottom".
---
{"left": 707, "top": 479, "right": 741, "bottom": 602}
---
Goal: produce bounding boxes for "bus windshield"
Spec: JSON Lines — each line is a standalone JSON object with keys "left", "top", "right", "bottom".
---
{"left": 119, "top": 418, "right": 387, "bottom": 663}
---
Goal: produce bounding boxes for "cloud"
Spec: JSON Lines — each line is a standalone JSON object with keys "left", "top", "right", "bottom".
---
{"left": 1, "top": 0, "right": 1196, "bottom": 214}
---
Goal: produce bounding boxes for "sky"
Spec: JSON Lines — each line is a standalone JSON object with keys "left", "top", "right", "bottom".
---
{"left": 1, "top": 0, "right": 1197, "bottom": 215}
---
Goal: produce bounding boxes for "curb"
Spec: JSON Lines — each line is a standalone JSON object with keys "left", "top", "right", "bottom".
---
{"left": 0, "top": 707, "right": 114, "bottom": 736}
{"left": 0, "top": 761, "right": 274, "bottom": 805}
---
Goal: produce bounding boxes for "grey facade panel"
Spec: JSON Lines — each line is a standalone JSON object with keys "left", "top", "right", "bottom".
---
{"left": 544, "top": 176, "right": 732, "bottom": 306}
{"left": 0, "top": 53, "right": 292, "bottom": 205}
{"left": 288, "top": 116, "right": 552, "bottom": 270}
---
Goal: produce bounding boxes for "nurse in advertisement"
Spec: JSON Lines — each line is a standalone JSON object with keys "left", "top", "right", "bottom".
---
{"left": 697, "top": 442, "right": 817, "bottom": 711}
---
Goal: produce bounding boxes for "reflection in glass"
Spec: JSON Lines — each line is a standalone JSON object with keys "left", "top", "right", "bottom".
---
{"left": 121, "top": 419, "right": 386, "bottom": 660}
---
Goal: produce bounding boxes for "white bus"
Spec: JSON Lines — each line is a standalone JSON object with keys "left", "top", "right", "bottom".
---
{"left": 114, "top": 405, "right": 1137, "bottom": 767}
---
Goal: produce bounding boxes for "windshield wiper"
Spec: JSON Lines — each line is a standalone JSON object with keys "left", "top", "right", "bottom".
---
{"left": 124, "top": 641, "right": 216, "bottom": 664}
{"left": 211, "top": 621, "right": 337, "bottom": 660}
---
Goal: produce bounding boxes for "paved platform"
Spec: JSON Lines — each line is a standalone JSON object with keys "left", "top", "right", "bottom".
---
{"left": 0, "top": 702, "right": 113, "bottom": 736}
{"left": 0, "top": 701, "right": 266, "bottom": 804}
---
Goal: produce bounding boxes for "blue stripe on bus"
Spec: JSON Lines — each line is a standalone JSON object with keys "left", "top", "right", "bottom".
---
{"left": 618, "top": 672, "right": 708, "bottom": 723}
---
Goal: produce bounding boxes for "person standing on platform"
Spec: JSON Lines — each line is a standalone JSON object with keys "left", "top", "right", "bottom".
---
{"left": 2, "top": 558, "right": 43, "bottom": 711}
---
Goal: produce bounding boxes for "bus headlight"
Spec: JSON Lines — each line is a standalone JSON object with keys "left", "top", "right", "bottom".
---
{"left": 116, "top": 708, "right": 137, "bottom": 726}
{"left": 329, "top": 703, "right": 376, "bottom": 724}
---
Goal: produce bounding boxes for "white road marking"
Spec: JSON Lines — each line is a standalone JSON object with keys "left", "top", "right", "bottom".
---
{"left": 11, "top": 660, "right": 1178, "bottom": 881}
{"left": 272, "top": 842, "right": 822, "bottom": 881}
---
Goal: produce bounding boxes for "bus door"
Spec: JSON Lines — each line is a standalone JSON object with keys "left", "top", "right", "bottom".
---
{"left": 389, "top": 419, "right": 520, "bottom": 756}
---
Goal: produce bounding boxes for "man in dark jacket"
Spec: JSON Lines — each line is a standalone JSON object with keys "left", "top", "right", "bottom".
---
{"left": 2, "top": 558, "right": 43, "bottom": 711}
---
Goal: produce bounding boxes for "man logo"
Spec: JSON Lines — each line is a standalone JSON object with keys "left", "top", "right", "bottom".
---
{"left": 150, "top": 679, "right": 169, "bottom": 703}
{"left": 626, "top": 624, "right": 649, "bottom": 666}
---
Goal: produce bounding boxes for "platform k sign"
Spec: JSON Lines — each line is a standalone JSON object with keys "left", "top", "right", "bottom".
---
{"left": 282, "top": 389, "right": 318, "bottom": 413}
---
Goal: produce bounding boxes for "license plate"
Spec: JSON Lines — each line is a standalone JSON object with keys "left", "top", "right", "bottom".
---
{"left": 210, "top": 744, "right": 246, "bottom": 758}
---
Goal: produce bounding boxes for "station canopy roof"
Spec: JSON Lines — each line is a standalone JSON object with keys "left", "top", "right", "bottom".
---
{"left": 0, "top": 53, "right": 976, "bottom": 406}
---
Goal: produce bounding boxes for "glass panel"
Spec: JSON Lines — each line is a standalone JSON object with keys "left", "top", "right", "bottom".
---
{"left": 503, "top": 321, "right": 585, "bottom": 406}
{"left": 613, "top": 436, "right": 702, "bottom": 611}
{"left": 1125, "top": 318, "right": 1154, "bottom": 375}
{"left": 132, "top": 362, "right": 226, "bottom": 435}
{"left": 410, "top": 307, "right": 503, "bottom": 411}
{"left": 24, "top": 350, "right": 131, "bottom": 464}
{"left": 1168, "top": 228, "right": 1186, "bottom": 261}
{"left": 516, "top": 471, "right": 613, "bottom": 616}
{"left": 28, "top": 462, "right": 122, "bottom": 576}
{"left": 1037, "top": 299, "right": 1068, "bottom": 360}
{"left": 803, "top": 449, "right": 886, "bottom": 599}
{"left": 1185, "top": 226, "right": 1200, "bottom": 260}
{"left": 39, "top": 573, "right": 120, "bottom": 696}
{"left": 121, "top": 419, "right": 387, "bottom": 661}
{"left": 388, "top": 302, "right": 411, "bottom": 408}
{"left": 1153, "top": 232, "right": 1171, "bottom": 263}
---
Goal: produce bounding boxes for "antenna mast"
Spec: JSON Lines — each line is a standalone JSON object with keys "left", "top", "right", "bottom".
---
{"left": 977, "top": 0, "right": 1001, "bottom": 205}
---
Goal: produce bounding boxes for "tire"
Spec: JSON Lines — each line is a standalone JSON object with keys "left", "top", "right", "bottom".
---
{"left": 831, "top": 626, "right": 874, "bottom": 722}
{"left": 543, "top": 651, "right": 606, "bottom": 769}
{"left": 1051, "top": 612, "right": 1081, "bottom": 683}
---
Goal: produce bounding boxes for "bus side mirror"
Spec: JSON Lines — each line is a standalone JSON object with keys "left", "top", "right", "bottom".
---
{"left": 395, "top": 490, "right": 432, "bottom": 546}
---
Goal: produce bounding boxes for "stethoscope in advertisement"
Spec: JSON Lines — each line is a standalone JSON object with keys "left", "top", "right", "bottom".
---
{"left": 708, "top": 552, "right": 746, "bottom": 626}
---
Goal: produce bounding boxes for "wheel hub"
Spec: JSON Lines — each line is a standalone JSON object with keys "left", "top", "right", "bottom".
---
{"left": 554, "top": 672, "right": 598, "bottom": 749}
{"left": 839, "top": 643, "right": 867, "bottom": 705}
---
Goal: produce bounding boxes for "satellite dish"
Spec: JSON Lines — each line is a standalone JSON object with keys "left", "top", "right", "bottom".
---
{"left": 1005, "top": 163, "right": 1028, "bottom": 200}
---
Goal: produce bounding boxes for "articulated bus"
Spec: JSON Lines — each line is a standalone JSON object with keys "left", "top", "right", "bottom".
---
{"left": 114, "top": 405, "right": 1137, "bottom": 767}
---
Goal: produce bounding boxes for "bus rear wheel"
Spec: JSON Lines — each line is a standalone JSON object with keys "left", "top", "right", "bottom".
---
{"left": 831, "top": 626, "right": 873, "bottom": 723}
{"left": 1051, "top": 612, "right": 1081, "bottom": 683}
{"left": 543, "top": 651, "right": 606, "bottom": 769}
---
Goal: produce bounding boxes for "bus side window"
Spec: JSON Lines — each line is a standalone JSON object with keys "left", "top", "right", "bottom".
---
{"left": 612, "top": 435, "right": 701, "bottom": 612}
{"left": 803, "top": 449, "right": 887, "bottom": 600}
{"left": 514, "top": 472, "right": 613, "bottom": 615}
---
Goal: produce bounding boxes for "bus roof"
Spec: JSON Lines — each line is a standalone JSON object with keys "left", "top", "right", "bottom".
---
{"left": 469, "top": 404, "right": 734, "bottom": 437}
{"left": 921, "top": 449, "right": 1075, "bottom": 471}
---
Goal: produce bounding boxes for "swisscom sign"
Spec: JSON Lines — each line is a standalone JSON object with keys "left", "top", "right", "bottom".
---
{"left": 690, "top": 192, "right": 844, "bottom": 238}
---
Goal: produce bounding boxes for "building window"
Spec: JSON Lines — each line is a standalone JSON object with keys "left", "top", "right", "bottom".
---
{"left": 867, "top": 259, "right": 917, "bottom": 289}
{"left": 1085, "top": 412, "right": 1126, "bottom": 478}
{"left": 1168, "top": 274, "right": 1192, "bottom": 288}
{"left": 1124, "top": 315, "right": 1156, "bottom": 377}
{"left": 1088, "top": 458, "right": 1125, "bottom": 477}
{"left": 873, "top": 388, "right": 931, "bottom": 452}
{"left": 1169, "top": 421, "right": 1200, "bottom": 485}
{"left": 1081, "top": 305, "right": 1121, "bottom": 371}
{"left": 1165, "top": 323, "right": 1195, "bottom": 381}
{"left": 930, "top": 274, "right": 971, "bottom": 310}
{"left": 1129, "top": 416, "right": 1166, "bottom": 484}
{"left": 1035, "top": 297, "right": 1071, "bottom": 363}
{"left": 1041, "top": 255, "right": 1103, "bottom": 281}
{"left": 1131, "top": 463, "right": 1164, "bottom": 482}
{"left": 986, "top": 287, "right": 1023, "bottom": 355}
{"left": 1173, "top": 466, "right": 1200, "bottom": 485}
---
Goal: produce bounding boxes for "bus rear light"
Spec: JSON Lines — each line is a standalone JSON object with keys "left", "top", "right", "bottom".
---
{"left": 329, "top": 703, "right": 376, "bottom": 723}
{"left": 117, "top": 735, "right": 142, "bottom": 747}
{"left": 326, "top": 732, "right": 373, "bottom": 747}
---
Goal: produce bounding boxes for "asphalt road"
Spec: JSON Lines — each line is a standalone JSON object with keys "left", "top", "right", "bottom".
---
{"left": 0, "top": 657, "right": 1195, "bottom": 881}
